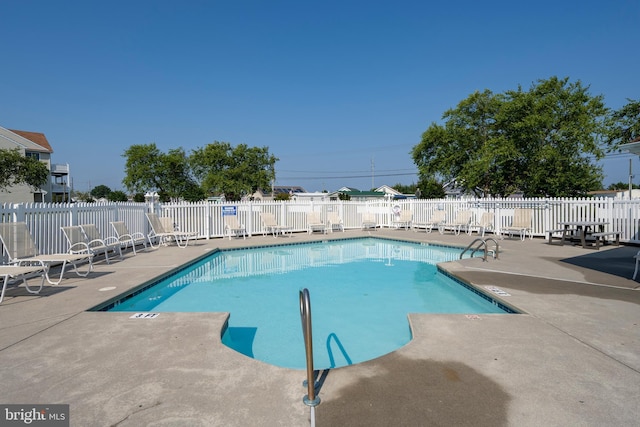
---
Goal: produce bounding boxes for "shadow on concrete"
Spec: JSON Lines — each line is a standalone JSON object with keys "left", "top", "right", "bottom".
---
{"left": 316, "top": 354, "right": 510, "bottom": 427}
{"left": 559, "top": 246, "right": 639, "bottom": 281}
{"left": 455, "top": 270, "right": 640, "bottom": 304}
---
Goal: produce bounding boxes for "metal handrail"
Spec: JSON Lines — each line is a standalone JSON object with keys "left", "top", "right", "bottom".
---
{"left": 300, "top": 288, "right": 320, "bottom": 407}
{"left": 460, "top": 238, "right": 499, "bottom": 261}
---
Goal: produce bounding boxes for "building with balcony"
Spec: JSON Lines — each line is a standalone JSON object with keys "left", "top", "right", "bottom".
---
{"left": 0, "top": 126, "right": 71, "bottom": 203}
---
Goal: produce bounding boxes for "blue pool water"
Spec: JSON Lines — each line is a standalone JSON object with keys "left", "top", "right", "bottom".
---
{"left": 107, "top": 238, "right": 512, "bottom": 369}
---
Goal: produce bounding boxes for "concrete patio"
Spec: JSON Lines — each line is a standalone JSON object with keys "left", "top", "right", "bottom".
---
{"left": 0, "top": 229, "right": 638, "bottom": 426}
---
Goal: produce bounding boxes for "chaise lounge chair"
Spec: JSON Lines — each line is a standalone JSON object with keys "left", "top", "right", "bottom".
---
{"left": 0, "top": 222, "right": 93, "bottom": 285}
{"left": 260, "top": 212, "right": 291, "bottom": 237}
{"left": 469, "top": 212, "right": 495, "bottom": 237}
{"left": 0, "top": 264, "right": 47, "bottom": 304}
{"left": 327, "top": 212, "right": 344, "bottom": 233}
{"left": 306, "top": 212, "right": 327, "bottom": 234}
{"left": 224, "top": 216, "right": 247, "bottom": 240}
{"left": 442, "top": 210, "right": 473, "bottom": 235}
{"left": 501, "top": 208, "right": 533, "bottom": 240}
{"left": 391, "top": 210, "right": 413, "bottom": 230}
{"left": 110, "top": 221, "right": 148, "bottom": 255}
{"left": 146, "top": 212, "right": 198, "bottom": 248}
{"left": 361, "top": 213, "right": 377, "bottom": 230}
{"left": 414, "top": 210, "right": 445, "bottom": 233}
{"left": 61, "top": 224, "right": 122, "bottom": 264}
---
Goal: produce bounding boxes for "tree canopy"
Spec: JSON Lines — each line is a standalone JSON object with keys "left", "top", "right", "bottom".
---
{"left": 122, "top": 142, "right": 277, "bottom": 202}
{"left": 0, "top": 148, "right": 49, "bottom": 191}
{"left": 190, "top": 142, "right": 277, "bottom": 201}
{"left": 606, "top": 98, "right": 640, "bottom": 147}
{"left": 122, "top": 144, "right": 203, "bottom": 202}
{"left": 412, "top": 77, "right": 607, "bottom": 197}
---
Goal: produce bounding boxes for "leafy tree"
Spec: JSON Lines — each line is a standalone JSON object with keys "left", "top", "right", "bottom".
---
{"left": 133, "top": 193, "right": 146, "bottom": 203}
{"left": 90, "top": 184, "right": 112, "bottom": 199}
{"left": 413, "top": 77, "right": 607, "bottom": 197}
{"left": 607, "top": 181, "right": 639, "bottom": 190}
{"left": 190, "top": 142, "right": 278, "bottom": 201}
{"left": 606, "top": 98, "right": 640, "bottom": 147}
{"left": 274, "top": 192, "right": 290, "bottom": 201}
{"left": 391, "top": 183, "right": 417, "bottom": 194}
{"left": 122, "top": 144, "right": 164, "bottom": 194}
{"left": 122, "top": 144, "right": 203, "bottom": 202}
{"left": 417, "top": 177, "right": 445, "bottom": 199}
{"left": 0, "top": 148, "right": 49, "bottom": 191}
{"left": 107, "top": 190, "right": 128, "bottom": 202}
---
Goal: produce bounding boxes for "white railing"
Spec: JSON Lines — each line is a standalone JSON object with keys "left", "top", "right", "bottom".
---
{"left": 1, "top": 197, "right": 638, "bottom": 257}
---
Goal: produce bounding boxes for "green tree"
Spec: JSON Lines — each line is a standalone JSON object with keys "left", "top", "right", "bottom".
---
{"left": 274, "top": 192, "right": 290, "bottom": 201}
{"left": 413, "top": 77, "right": 607, "bottom": 197}
{"left": 606, "top": 98, "right": 640, "bottom": 147}
{"left": 122, "top": 144, "right": 203, "bottom": 202}
{"left": 391, "top": 183, "right": 417, "bottom": 194}
{"left": 107, "top": 190, "right": 128, "bottom": 202}
{"left": 607, "top": 181, "right": 639, "bottom": 190}
{"left": 417, "top": 177, "right": 445, "bottom": 199}
{"left": 190, "top": 142, "right": 278, "bottom": 201}
{"left": 90, "top": 184, "right": 112, "bottom": 199}
{"left": 0, "top": 148, "right": 49, "bottom": 191}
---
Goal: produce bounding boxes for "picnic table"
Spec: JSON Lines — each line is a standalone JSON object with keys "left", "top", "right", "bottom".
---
{"left": 556, "top": 221, "right": 609, "bottom": 249}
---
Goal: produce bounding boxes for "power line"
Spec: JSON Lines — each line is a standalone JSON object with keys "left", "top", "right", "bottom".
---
{"left": 277, "top": 172, "right": 418, "bottom": 181}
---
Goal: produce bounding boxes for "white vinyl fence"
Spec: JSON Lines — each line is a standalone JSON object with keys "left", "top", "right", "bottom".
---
{"left": 1, "top": 197, "right": 638, "bottom": 257}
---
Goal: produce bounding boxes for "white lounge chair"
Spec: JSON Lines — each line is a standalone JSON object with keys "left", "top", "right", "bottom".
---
{"left": 392, "top": 210, "right": 413, "bottom": 230}
{"left": 60, "top": 224, "right": 122, "bottom": 264}
{"left": 224, "top": 216, "right": 247, "bottom": 240}
{"left": 442, "top": 210, "right": 473, "bottom": 235}
{"left": 415, "top": 210, "right": 446, "bottom": 233}
{"left": 306, "top": 212, "right": 327, "bottom": 234}
{"left": 110, "top": 221, "right": 148, "bottom": 255}
{"left": 469, "top": 212, "right": 495, "bottom": 237}
{"left": 0, "top": 264, "right": 47, "bottom": 304}
{"left": 327, "top": 212, "right": 344, "bottom": 233}
{"left": 146, "top": 213, "right": 197, "bottom": 248}
{"left": 260, "top": 212, "right": 291, "bottom": 237}
{"left": 0, "top": 222, "right": 93, "bottom": 285}
{"left": 501, "top": 208, "right": 533, "bottom": 240}
{"left": 361, "top": 213, "right": 377, "bottom": 230}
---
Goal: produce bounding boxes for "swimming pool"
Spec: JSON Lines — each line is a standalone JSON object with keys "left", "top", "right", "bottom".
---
{"left": 104, "top": 238, "right": 515, "bottom": 369}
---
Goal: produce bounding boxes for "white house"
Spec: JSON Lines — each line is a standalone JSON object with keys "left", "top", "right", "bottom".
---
{"left": 0, "top": 126, "right": 71, "bottom": 203}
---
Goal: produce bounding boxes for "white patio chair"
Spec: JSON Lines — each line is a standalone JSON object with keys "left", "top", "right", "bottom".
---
{"left": 260, "top": 212, "right": 291, "bottom": 237}
{"left": 327, "top": 212, "right": 344, "bottom": 233}
{"left": 469, "top": 212, "right": 495, "bottom": 237}
{"left": 442, "top": 210, "right": 473, "bottom": 235}
{"left": 0, "top": 222, "right": 93, "bottom": 285}
{"left": 361, "top": 213, "right": 377, "bottom": 230}
{"left": 501, "top": 208, "right": 533, "bottom": 240}
{"left": 110, "top": 221, "right": 148, "bottom": 255}
{"left": 0, "top": 264, "right": 47, "bottom": 304}
{"left": 146, "top": 213, "right": 197, "bottom": 248}
{"left": 306, "top": 212, "right": 327, "bottom": 234}
{"left": 224, "top": 216, "right": 247, "bottom": 240}
{"left": 391, "top": 210, "right": 413, "bottom": 230}
{"left": 68, "top": 224, "right": 123, "bottom": 263}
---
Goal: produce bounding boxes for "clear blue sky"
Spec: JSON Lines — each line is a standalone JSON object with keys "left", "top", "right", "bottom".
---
{"left": 2, "top": 0, "right": 639, "bottom": 193}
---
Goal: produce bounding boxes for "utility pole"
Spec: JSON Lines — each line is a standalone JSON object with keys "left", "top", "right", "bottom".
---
{"left": 629, "top": 159, "right": 634, "bottom": 200}
{"left": 371, "top": 157, "right": 375, "bottom": 190}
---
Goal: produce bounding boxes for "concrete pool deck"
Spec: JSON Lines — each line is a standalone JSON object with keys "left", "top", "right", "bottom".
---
{"left": 0, "top": 229, "right": 638, "bottom": 426}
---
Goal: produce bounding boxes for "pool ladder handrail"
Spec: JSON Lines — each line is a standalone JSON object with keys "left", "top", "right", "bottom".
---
{"left": 300, "top": 288, "right": 320, "bottom": 407}
{"left": 460, "top": 238, "right": 499, "bottom": 261}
